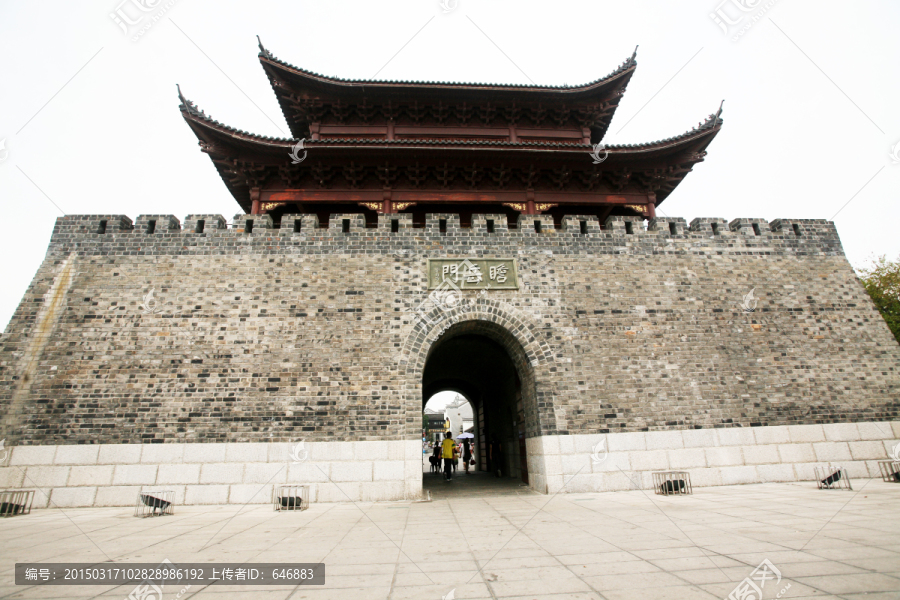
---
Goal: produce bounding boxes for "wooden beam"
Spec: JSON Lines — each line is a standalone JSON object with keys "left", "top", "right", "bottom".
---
{"left": 319, "top": 125, "right": 388, "bottom": 135}
{"left": 259, "top": 188, "right": 651, "bottom": 205}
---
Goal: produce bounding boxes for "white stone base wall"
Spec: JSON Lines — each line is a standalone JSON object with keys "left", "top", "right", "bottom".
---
{"left": 0, "top": 441, "right": 423, "bottom": 508}
{"left": 4, "top": 424, "right": 897, "bottom": 507}
{"left": 525, "top": 422, "right": 900, "bottom": 495}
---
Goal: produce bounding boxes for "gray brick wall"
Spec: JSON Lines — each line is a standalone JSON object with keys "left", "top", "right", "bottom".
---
{"left": 1, "top": 212, "right": 897, "bottom": 446}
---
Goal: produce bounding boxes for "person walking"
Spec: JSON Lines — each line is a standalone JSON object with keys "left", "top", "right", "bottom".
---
{"left": 431, "top": 442, "right": 441, "bottom": 473}
{"left": 462, "top": 438, "right": 472, "bottom": 474}
{"left": 451, "top": 443, "right": 459, "bottom": 473}
{"left": 441, "top": 432, "right": 456, "bottom": 481}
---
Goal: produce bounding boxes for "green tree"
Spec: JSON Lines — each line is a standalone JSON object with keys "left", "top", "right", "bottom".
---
{"left": 858, "top": 255, "right": 900, "bottom": 345}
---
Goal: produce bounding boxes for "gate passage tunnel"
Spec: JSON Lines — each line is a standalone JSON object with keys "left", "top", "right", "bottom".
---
{"left": 422, "top": 321, "right": 534, "bottom": 484}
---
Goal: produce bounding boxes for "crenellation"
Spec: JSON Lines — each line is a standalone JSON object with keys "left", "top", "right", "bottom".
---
{"left": 300, "top": 214, "right": 320, "bottom": 231}
{"left": 562, "top": 215, "right": 602, "bottom": 235}
{"left": 376, "top": 213, "right": 415, "bottom": 233}
{"left": 516, "top": 213, "right": 555, "bottom": 234}
{"left": 98, "top": 215, "right": 134, "bottom": 234}
{"left": 689, "top": 217, "right": 729, "bottom": 235}
{"left": 232, "top": 213, "right": 272, "bottom": 234}
{"left": 604, "top": 215, "right": 645, "bottom": 234}
{"left": 472, "top": 213, "right": 510, "bottom": 234}
{"left": 770, "top": 218, "right": 836, "bottom": 238}
{"left": 425, "top": 213, "right": 461, "bottom": 235}
{"left": 648, "top": 217, "right": 687, "bottom": 236}
{"left": 51, "top": 215, "right": 133, "bottom": 238}
{"left": 279, "top": 214, "right": 303, "bottom": 234}
{"left": 729, "top": 218, "right": 768, "bottom": 237}
{"left": 38, "top": 215, "right": 856, "bottom": 258}
{"left": 134, "top": 214, "right": 180, "bottom": 233}
{"left": 328, "top": 213, "right": 366, "bottom": 233}
{"left": 184, "top": 214, "right": 226, "bottom": 233}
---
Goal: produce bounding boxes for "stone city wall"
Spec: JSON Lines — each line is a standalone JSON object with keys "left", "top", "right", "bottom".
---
{"left": 0, "top": 212, "right": 898, "bottom": 504}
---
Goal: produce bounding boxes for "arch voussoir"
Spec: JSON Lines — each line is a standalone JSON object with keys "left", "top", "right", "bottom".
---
{"left": 398, "top": 299, "right": 556, "bottom": 438}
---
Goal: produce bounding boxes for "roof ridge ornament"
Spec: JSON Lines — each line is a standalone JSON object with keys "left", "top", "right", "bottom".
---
{"left": 693, "top": 101, "right": 725, "bottom": 131}
{"left": 176, "top": 84, "right": 205, "bottom": 118}
{"left": 257, "top": 35, "right": 273, "bottom": 59}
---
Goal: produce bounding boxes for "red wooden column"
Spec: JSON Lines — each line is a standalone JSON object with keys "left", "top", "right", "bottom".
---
{"left": 250, "top": 188, "right": 261, "bottom": 215}
{"left": 646, "top": 193, "right": 657, "bottom": 219}
{"left": 525, "top": 189, "right": 536, "bottom": 215}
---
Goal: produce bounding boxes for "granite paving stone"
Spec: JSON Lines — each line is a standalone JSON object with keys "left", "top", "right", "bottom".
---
{"left": 0, "top": 482, "right": 898, "bottom": 599}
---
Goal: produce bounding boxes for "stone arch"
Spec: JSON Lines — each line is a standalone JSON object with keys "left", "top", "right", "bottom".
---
{"left": 397, "top": 299, "right": 556, "bottom": 439}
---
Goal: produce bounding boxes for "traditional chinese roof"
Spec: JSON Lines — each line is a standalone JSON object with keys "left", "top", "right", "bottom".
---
{"left": 257, "top": 38, "right": 638, "bottom": 142}
{"left": 257, "top": 37, "right": 637, "bottom": 91}
{"left": 177, "top": 43, "right": 723, "bottom": 218}
{"left": 180, "top": 84, "right": 721, "bottom": 213}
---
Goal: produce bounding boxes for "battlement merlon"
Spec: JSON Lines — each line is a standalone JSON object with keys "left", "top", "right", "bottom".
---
{"left": 44, "top": 214, "right": 846, "bottom": 257}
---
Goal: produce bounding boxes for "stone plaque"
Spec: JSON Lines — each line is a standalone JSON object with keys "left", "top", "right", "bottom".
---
{"left": 427, "top": 258, "right": 518, "bottom": 290}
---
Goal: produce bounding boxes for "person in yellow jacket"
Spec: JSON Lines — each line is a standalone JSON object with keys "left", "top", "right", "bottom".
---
{"left": 441, "top": 432, "right": 456, "bottom": 481}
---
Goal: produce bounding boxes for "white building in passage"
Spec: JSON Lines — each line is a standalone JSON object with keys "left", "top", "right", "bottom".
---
{"left": 445, "top": 396, "right": 474, "bottom": 436}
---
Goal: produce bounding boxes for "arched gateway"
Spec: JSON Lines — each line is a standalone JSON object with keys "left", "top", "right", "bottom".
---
{"left": 419, "top": 317, "right": 545, "bottom": 490}
{"left": 394, "top": 301, "right": 556, "bottom": 494}
{"left": 1, "top": 42, "right": 898, "bottom": 507}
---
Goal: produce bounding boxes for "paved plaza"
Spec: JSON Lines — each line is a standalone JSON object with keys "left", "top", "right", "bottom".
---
{"left": 422, "top": 466, "right": 539, "bottom": 500}
{"left": 1, "top": 480, "right": 899, "bottom": 599}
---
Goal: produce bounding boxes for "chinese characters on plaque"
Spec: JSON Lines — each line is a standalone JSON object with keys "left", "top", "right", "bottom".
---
{"left": 427, "top": 259, "right": 518, "bottom": 290}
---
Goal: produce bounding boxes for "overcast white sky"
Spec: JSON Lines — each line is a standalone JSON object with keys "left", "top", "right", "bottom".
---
{"left": 1, "top": 1, "right": 898, "bottom": 331}
{"left": 425, "top": 391, "right": 468, "bottom": 413}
